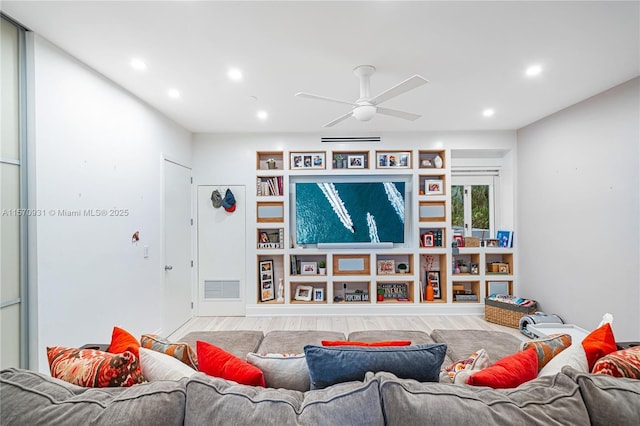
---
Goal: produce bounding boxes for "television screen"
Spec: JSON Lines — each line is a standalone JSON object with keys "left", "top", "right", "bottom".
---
{"left": 295, "top": 181, "right": 406, "bottom": 244}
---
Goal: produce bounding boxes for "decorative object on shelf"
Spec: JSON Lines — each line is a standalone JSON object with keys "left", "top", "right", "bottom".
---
{"left": 421, "top": 158, "right": 433, "bottom": 168}
{"left": 318, "top": 260, "right": 326, "bottom": 275}
{"left": 345, "top": 290, "right": 369, "bottom": 302}
{"left": 486, "top": 238, "right": 500, "bottom": 247}
{"left": 290, "top": 152, "right": 325, "bottom": 170}
{"left": 455, "top": 263, "right": 460, "bottom": 274}
{"left": 334, "top": 154, "right": 344, "bottom": 168}
{"left": 378, "top": 283, "right": 409, "bottom": 300}
{"left": 377, "top": 288, "right": 385, "bottom": 302}
{"left": 313, "top": 288, "right": 324, "bottom": 302}
{"left": 470, "top": 263, "right": 479, "bottom": 275}
{"left": 266, "top": 158, "right": 277, "bottom": 169}
{"left": 433, "top": 154, "right": 443, "bottom": 169}
{"left": 397, "top": 263, "right": 409, "bottom": 274}
{"left": 427, "top": 271, "right": 441, "bottom": 299}
{"left": 488, "top": 262, "right": 510, "bottom": 274}
{"left": 376, "top": 151, "right": 411, "bottom": 169}
{"left": 259, "top": 260, "right": 275, "bottom": 302}
{"left": 377, "top": 259, "right": 395, "bottom": 275}
{"left": 347, "top": 154, "right": 365, "bottom": 169}
{"left": 453, "top": 234, "right": 465, "bottom": 248}
{"left": 277, "top": 278, "right": 284, "bottom": 302}
{"left": 424, "top": 180, "right": 443, "bottom": 195}
{"left": 257, "top": 228, "right": 284, "bottom": 249}
{"left": 294, "top": 285, "right": 313, "bottom": 301}
{"left": 457, "top": 259, "right": 469, "bottom": 274}
{"left": 422, "top": 232, "right": 435, "bottom": 247}
{"left": 300, "top": 261, "right": 318, "bottom": 275}
{"left": 464, "top": 236, "right": 480, "bottom": 247}
{"left": 496, "top": 230, "right": 514, "bottom": 248}
{"left": 425, "top": 279, "right": 434, "bottom": 302}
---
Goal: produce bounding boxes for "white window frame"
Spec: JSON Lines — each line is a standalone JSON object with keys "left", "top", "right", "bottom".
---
{"left": 451, "top": 171, "right": 500, "bottom": 238}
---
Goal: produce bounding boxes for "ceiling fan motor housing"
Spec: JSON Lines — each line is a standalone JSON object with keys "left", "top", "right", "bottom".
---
{"left": 353, "top": 104, "right": 377, "bottom": 121}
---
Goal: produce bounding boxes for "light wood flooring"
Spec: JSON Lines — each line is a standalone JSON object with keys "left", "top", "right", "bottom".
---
{"left": 168, "top": 315, "right": 527, "bottom": 342}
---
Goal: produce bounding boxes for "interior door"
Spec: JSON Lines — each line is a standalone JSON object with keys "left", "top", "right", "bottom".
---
{"left": 197, "top": 185, "right": 246, "bottom": 316}
{"left": 163, "top": 159, "right": 193, "bottom": 335}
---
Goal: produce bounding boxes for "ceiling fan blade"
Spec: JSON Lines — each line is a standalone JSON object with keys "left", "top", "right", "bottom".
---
{"left": 323, "top": 111, "right": 354, "bottom": 127}
{"left": 376, "top": 107, "right": 422, "bottom": 121}
{"left": 369, "top": 75, "right": 428, "bottom": 105}
{"left": 295, "top": 92, "right": 356, "bottom": 106}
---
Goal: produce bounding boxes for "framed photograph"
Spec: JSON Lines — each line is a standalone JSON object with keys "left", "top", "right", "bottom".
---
{"left": 290, "top": 152, "right": 325, "bottom": 170}
{"left": 313, "top": 288, "right": 324, "bottom": 302}
{"left": 294, "top": 285, "right": 313, "bottom": 301}
{"left": 426, "top": 270, "right": 441, "bottom": 299}
{"left": 347, "top": 154, "right": 365, "bottom": 168}
{"left": 300, "top": 261, "right": 318, "bottom": 275}
{"left": 453, "top": 234, "right": 465, "bottom": 248}
{"left": 259, "top": 260, "right": 275, "bottom": 302}
{"left": 422, "top": 232, "right": 435, "bottom": 247}
{"left": 496, "top": 230, "right": 514, "bottom": 248}
{"left": 486, "top": 238, "right": 500, "bottom": 247}
{"left": 377, "top": 259, "right": 395, "bottom": 275}
{"left": 376, "top": 151, "right": 411, "bottom": 169}
{"left": 425, "top": 179, "right": 443, "bottom": 195}
{"left": 470, "top": 263, "right": 479, "bottom": 275}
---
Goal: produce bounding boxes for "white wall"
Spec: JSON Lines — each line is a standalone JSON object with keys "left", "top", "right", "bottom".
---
{"left": 28, "top": 35, "right": 192, "bottom": 372}
{"left": 517, "top": 78, "right": 639, "bottom": 340}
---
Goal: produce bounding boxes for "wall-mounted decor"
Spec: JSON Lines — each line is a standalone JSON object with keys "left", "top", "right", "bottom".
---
{"left": 259, "top": 260, "right": 275, "bottom": 302}
{"left": 290, "top": 152, "right": 325, "bottom": 170}
{"left": 376, "top": 151, "right": 411, "bottom": 169}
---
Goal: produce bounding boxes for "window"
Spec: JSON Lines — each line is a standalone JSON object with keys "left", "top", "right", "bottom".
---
{"left": 451, "top": 173, "right": 498, "bottom": 239}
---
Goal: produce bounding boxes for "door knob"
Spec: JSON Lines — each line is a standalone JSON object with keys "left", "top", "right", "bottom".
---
{"left": 165, "top": 265, "right": 173, "bottom": 271}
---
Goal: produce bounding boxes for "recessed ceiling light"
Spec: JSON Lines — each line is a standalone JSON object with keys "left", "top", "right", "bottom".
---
{"left": 228, "top": 68, "right": 243, "bottom": 81}
{"left": 525, "top": 65, "right": 542, "bottom": 77}
{"left": 130, "top": 58, "right": 147, "bottom": 70}
{"left": 482, "top": 108, "right": 495, "bottom": 117}
{"left": 167, "top": 89, "right": 181, "bottom": 99}
{"left": 257, "top": 110, "right": 268, "bottom": 120}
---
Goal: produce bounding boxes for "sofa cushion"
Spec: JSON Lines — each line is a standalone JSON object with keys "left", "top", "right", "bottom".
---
{"left": 443, "top": 348, "right": 490, "bottom": 384}
{"left": 377, "top": 370, "right": 590, "bottom": 426}
{"left": 197, "top": 341, "right": 265, "bottom": 387}
{"left": 538, "top": 341, "right": 589, "bottom": 377}
{"left": 184, "top": 371, "right": 385, "bottom": 426}
{"left": 258, "top": 330, "right": 345, "bottom": 354}
{"left": 322, "top": 340, "right": 411, "bottom": 347}
{"left": 466, "top": 347, "right": 538, "bottom": 389}
{"left": 47, "top": 346, "right": 145, "bottom": 388}
{"left": 0, "top": 368, "right": 186, "bottom": 426}
{"left": 180, "top": 330, "right": 264, "bottom": 360}
{"left": 430, "top": 329, "right": 521, "bottom": 366}
{"left": 139, "top": 347, "right": 197, "bottom": 381}
{"left": 592, "top": 346, "right": 640, "bottom": 378}
{"left": 347, "top": 330, "right": 435, "bottom": 345}
{"left": 304, "top": 343, "right": 447, "bottom": 390}
{"left": 582, "top": 323, "right": 617, "bottom": 370}
{"left": 245, "top": 353, "right": 310, "bottom": 391}
{"left": 140, "top": 334, "right": 198, "bottom": 370}
{"left": 519, "top": 333, "right": 572, "bottom": 372}
{"left": 563, "top": 366, "right": 640, "bottom": 426}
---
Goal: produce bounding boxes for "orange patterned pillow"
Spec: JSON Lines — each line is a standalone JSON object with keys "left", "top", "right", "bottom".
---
{"left": 47, "top": 346, "right": 145, "bottom": 387}
{"left": 592, "top": 346, "right": 640, "bottom": 378}
{"left": 520, "top": 333, "right": 572, "bottom": 372}
{"left": 140, "top": 334, "right": 198, "bottom": 369}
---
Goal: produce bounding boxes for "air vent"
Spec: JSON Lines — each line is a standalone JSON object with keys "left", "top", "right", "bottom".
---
{"left": 321, "top": 136, "right": 381, "bottom": 143}
{"left": 203, "top": 280, "right": 240, "bottom": 300}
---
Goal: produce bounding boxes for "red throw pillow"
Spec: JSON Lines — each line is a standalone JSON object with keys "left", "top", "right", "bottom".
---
{"left": 582, "top": 323, "right": 617, "bottom": 371}
{"left": 321, "top": 340, "right": 412, "bottom": 347}
{"left": 196, "top": 341, "right": 265, "bottom": 387}
{"left": 466, "top": 347, "right": 538, "bottom": 389}
{"left": 108, "top": 326, "right": 140, "bottom": 357}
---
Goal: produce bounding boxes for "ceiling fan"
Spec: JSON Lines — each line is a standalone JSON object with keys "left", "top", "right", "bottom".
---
{"left": 295, "top": 65, "right": 428, "bottom": 127}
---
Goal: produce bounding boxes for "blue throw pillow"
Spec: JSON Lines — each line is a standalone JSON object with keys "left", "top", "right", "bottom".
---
{"left": 304, "top": 343, "right": 447, "bottom": 389}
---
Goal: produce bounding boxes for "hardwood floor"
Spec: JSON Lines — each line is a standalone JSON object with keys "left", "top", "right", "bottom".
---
{"left": 168, "top": 314, "right": 527, "bottom": 341}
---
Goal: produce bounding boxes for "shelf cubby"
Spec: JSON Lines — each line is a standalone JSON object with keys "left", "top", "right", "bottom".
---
{"left": 331, "top": 150, "right": 369, "bottom": 170}
{"left": 256, "top": 151, "right": 284, "bottom": 171}
{"left": 332, "top": 281, "right": 371, "bottom": 303}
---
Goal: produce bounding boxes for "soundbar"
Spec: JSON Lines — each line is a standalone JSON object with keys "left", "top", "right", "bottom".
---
{"left": 317, "top": 242, "right": 394, "bottom": 249}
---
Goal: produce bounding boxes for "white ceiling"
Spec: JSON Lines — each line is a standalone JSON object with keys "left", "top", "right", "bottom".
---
{"left": 2, "top": 1, "right": 639, "bottom": 134}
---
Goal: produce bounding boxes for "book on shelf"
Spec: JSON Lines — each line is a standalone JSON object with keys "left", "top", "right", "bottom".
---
{"left": 257, "top": 176, "right": 283, "bottom": 196}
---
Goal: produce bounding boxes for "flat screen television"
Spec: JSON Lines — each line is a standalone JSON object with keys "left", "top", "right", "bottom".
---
{"left": 291, "top": 177, "right": 410, "bottom": 246}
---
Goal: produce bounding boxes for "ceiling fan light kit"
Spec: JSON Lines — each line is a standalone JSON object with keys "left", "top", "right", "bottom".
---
{"left": 295, "top": 64, "right": 428, "bottom": 127}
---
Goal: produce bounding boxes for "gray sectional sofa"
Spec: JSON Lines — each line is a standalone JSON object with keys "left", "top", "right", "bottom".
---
{"left": 2, "top": 329, "right": 639, "bottom": 425}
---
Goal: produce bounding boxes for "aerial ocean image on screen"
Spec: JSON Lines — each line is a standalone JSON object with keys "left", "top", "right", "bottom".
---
{"left": 295, "top": 182, "right": 405, "bottom": 244}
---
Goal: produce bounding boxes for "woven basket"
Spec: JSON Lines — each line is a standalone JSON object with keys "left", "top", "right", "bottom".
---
{"left": 484, "top": 298, "right": 537, "bottom": 329}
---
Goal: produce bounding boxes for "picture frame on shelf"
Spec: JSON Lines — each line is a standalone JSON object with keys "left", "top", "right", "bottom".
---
{"left": 486, "top": 238, "right": 500, "bottom": 247}
{"left": 300, "top": 261, "right": 318, "bottom": 275}
{"left": 453, "top": 234, "right": 465, "bottom": 248}
{"left": 347, "top": 154, "right": 365, "bottom": 169}
{"left": 424, "top": 180, "right": 443, "bottom": 195}
{"left": 496, "top": 230, "right": 514, "bottom": 248}
{"left": 294, "top": 285, "right": 313, "bottom": 301}
{"left": 470, "top": 263, "right": 479, "bottom": 275}
{"left": 426, "top": 270, "right": 441, "bottom": 299}
{"left": 259, "top": 260, "right": 274, "bottom": 302}
{"left": 290, "top": 152, "right": 325, "bottom": 170}
{"left": 376, "top": 151, "right": 411, "bottom": 169}
{"left": 422, "top": 232, "right": 435, "bottom": 247}
{"left": 377, "top": 259, "right": 395, "bottom": 275}
{"left": 313, "top": 288, "right": 324, "bottom": 302}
